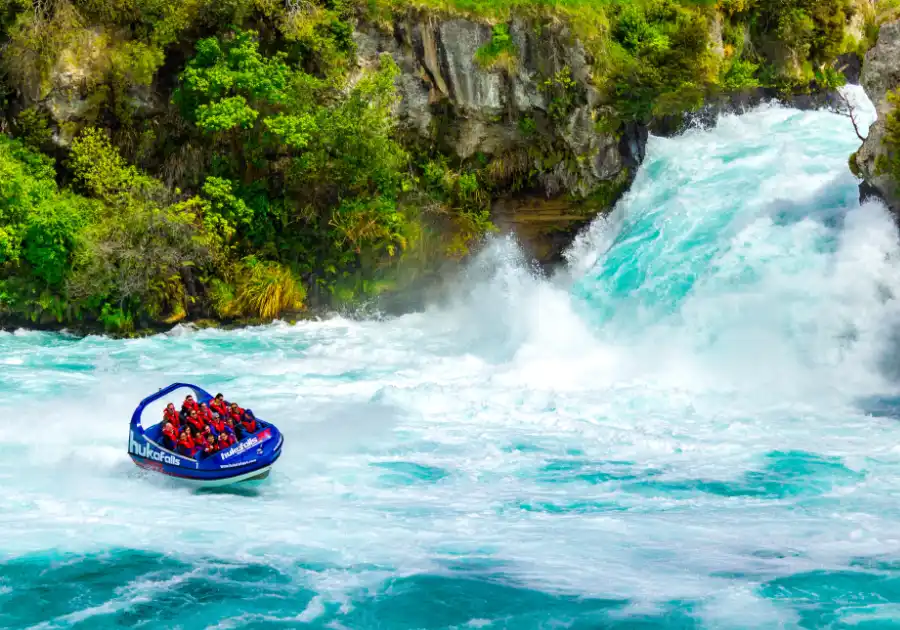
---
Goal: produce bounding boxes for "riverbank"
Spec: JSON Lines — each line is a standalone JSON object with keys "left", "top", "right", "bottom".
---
{"left": 0, "top": 0, "right": 876, "bottom": 334}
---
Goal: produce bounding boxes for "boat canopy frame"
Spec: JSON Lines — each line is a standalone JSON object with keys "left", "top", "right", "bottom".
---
{"left": 130, "top": 382, "right": 214, "bottom": 431}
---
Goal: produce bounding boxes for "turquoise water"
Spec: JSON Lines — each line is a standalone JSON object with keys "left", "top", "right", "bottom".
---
{"left": 5, "top": 89, "right": 900, "bottom": 628}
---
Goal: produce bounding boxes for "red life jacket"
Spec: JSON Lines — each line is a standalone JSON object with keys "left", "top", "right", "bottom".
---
{"left": 164, "top": 408, "right": 180, "bottom": 428}
{"left": 198, "top": 408, "right": 213, "bottom": 423}
{"left": 228, "top": 406, "right": 244, "bottom": 422}
{"left": 162, "top": 423, "right": 177, "bottom": 443}
{"left": 187, "top": 415, "right": 205, "bottom": 433}
{"left": 182, "top": 399, "right": 199, "bottom": 415}
{"left": 210, "top": 399, "right": 228, "bottom": 416}
{"left": 241, "top": 417, "right": 257, "bottom": 434}
{"left": 178, "top": 434, "right": 196, "bottom": 455}
{"left": 210, "top": 418, "right": 226, "bottom": 434}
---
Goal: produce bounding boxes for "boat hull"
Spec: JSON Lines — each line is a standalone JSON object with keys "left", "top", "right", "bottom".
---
{"left": 131, "top": 454, "right": 275, "bottom": 488}
{"left": 130, "top": 453, "right": 279, "bottom": 487}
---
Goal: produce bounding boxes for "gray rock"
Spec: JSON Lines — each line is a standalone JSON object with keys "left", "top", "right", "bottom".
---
{"left": 354, "top": 10, "right": 638, "bottom": 199}
{"left": 856, "top": 21, "right": 900, "bottom": 210}
{"left": 352, "top": 10, "right": 652, "bottom": 265}
{"left": 437, "top": 19, "right": 504, "bottom": 113}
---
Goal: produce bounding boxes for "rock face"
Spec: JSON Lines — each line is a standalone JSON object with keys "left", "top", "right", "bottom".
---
{"left": 353, "top": 11, "right": 645, "bottom": 265}
{"left": 17, "top": 27, "right": 161, "bottom": 146}
{"left": 856, "top": 20, "right": 900, "bottom": 211}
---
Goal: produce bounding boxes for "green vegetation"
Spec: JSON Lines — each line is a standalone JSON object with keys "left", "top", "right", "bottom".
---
{"left": 475, "top": 24, "right": 517, "bottom": 72}
{"left": 0, "top": 13, "right": 442, "bottom": 333}
{"left": 0, "top": 0, "right": 864, "bottom": 333}
{"left": 874, "top": 89, "right": 900, "bottom": 188}
{"left": 367, "top": 0, "right": 861, "bottom": 117}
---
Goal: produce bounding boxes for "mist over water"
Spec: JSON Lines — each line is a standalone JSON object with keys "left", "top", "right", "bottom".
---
{"left": 5, "top": 88, "right": 900, "bottom": 629}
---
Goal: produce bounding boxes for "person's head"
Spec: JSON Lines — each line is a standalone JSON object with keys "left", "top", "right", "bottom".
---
{"left": 166, "top": 402, "right": 175, "bottom": 410}
{"left": 190, "top": 409, "right": 197, "bottom": 417}
{"left": 215, "top": 393, "right": 224, "bottom": 401}
{"left": 218, "top": 433, "right": 228, "bottom": 443}
{"left": 200, "top": 402, "right": 208, "bottom": 409}
{"left": 230, "top": 402, "right": 238, "bottom": 410}
{"left": 185, "top": 395, "right": 194, "bottom": 403}
{"left": 212, "top": 412, "right": 220, "bottom": 420}
{"left": 244, "top": 409, "right": 255, "bottom": 419}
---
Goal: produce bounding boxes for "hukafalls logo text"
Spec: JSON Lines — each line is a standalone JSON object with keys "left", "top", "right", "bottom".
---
{"left": 220, "top": 429, "right": 271, "bottom": 460}
{"left": 130, "top": 431, "right": 182, "bottom": 465}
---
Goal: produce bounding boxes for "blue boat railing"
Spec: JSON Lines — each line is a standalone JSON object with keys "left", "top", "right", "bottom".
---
{"left": 130, "top": 382, "right": 214, "bottom": 430}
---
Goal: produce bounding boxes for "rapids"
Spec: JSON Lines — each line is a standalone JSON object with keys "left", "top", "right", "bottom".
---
{"left": 3, "top": 87, "right": 900, "bottom": 628}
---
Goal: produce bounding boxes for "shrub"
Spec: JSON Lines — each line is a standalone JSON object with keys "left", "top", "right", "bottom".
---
{"left": 232, "top": 257, "right": 305, "bottom": 319}
{"left": 475, "top": 23, "right": 517, "bottom": 72}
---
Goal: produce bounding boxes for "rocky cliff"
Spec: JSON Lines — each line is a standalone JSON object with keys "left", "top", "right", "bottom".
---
{"left": 349, "top": 1, "right": 870, "bottom": 267}
{"left": 856, "top": 20, "right": 900, "bottom": 211}
{"left": 353, "top": 11, "right": 646, "bottom": 265}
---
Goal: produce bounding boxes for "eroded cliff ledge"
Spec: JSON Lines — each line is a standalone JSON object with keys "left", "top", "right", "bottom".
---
{"left": 353, "top": 11, "right": 645, "bottom": 265}
{"left": 351, "top": 1, "right": 870, "bottom": 267}
{"left": 856, "top": 20, "right": 900, "bottom": 211}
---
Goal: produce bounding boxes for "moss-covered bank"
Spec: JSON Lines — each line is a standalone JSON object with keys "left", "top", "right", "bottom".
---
{"left": 0, "top": 0, "right": 872, "bottom": 334}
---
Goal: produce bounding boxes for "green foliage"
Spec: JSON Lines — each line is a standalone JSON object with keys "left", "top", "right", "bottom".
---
{"left": 69, "top": 128, "right": 158, "bottom": 202}
{"left": 0, "top": 128, "right": 220, "bottom": 330}
{"left": 67, "top": 201, "right": 212, "bottom": 323}
{"left": 615, "top": 4, "right": 671, "bottom": 56}
{"left": 171, "top": 31, "right": 416, "bottom": 312}
{"left": 13, "top": 108, "right": 52, "bottom": 150}
{"left": 474, "top": 23, "right": 517, "bottom": 72}
{"left": 747, "top": 0, "right": 853, "bottom": 82}
{"left": 98, "top": 303, "right": 133, "bottom": 332}
{"left": 200, "top": 176, "right": 252, "bottom": 242}
{"left": 0, "top": 136, "right": 99, "bottom": 328}
{"left": 721, "top": 58, "right": 759, "bottom": 91}
{"left": 280, "top": 0, "right": 357, "bottom": 76}
{"left": 231, "top": 257, "right": 305, "bottom": 319}
{"left": 814, "top": 66, "right": 847, "bottom": 89}
{"left": 175, "top": 30, "right": 291, "bottom": 134}
{"left": 540, "top": 66, "right": 579, "bottom": 121}
{"left": 876, "top": 90, "right": 900, "bottom": 185}
{"left": 608, "top": 0, "right": 716, "bottom": 121}
{"left": 518, "top": 115, "right": 537, "bottom": 136}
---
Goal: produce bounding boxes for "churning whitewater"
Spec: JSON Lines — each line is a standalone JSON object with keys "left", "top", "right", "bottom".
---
{"left": 4, "top": 88, "right": 900, "bottom": 629}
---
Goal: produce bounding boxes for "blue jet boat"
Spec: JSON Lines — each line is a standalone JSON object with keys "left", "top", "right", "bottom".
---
{"left": 128, "top": 382, "right": 283, "bottom": 487}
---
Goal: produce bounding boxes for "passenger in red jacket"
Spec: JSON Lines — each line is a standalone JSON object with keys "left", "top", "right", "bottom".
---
{"left": 217, "top": 433, "right": 234, "bottom": 450}
{"left": 209, "top": 413, "right": 226, "bottom": 435}
{"left": 163, "top": 403, "right": 180, "bottom": 429}
{"left": 181, "top": 395, "right": 199, "bottom": 417}
{"left": 186, "top": 409, "right": 205, "bottom": 437}
{"left": 161, "top": 420, "right": 178, "bottom": 449}
{"left": 241, "top": 409, "right": 258, "bottom": 434}
{"left": 228, "top": 402, "right": 244, "bottom": 423}
{"left": 198, "top": 403, "right": 214, "bottom": 424}
{"left": 209, "top": 393, "right": 228, "bottom": 417}
{"left": 200, "top": 430, "right": 217, "bottom": 457}
{"left": 224, "top": 415, "right": 243, "bottom": 441}
{"left": 177, "top": 430, "right": 197, "bottom": 457}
